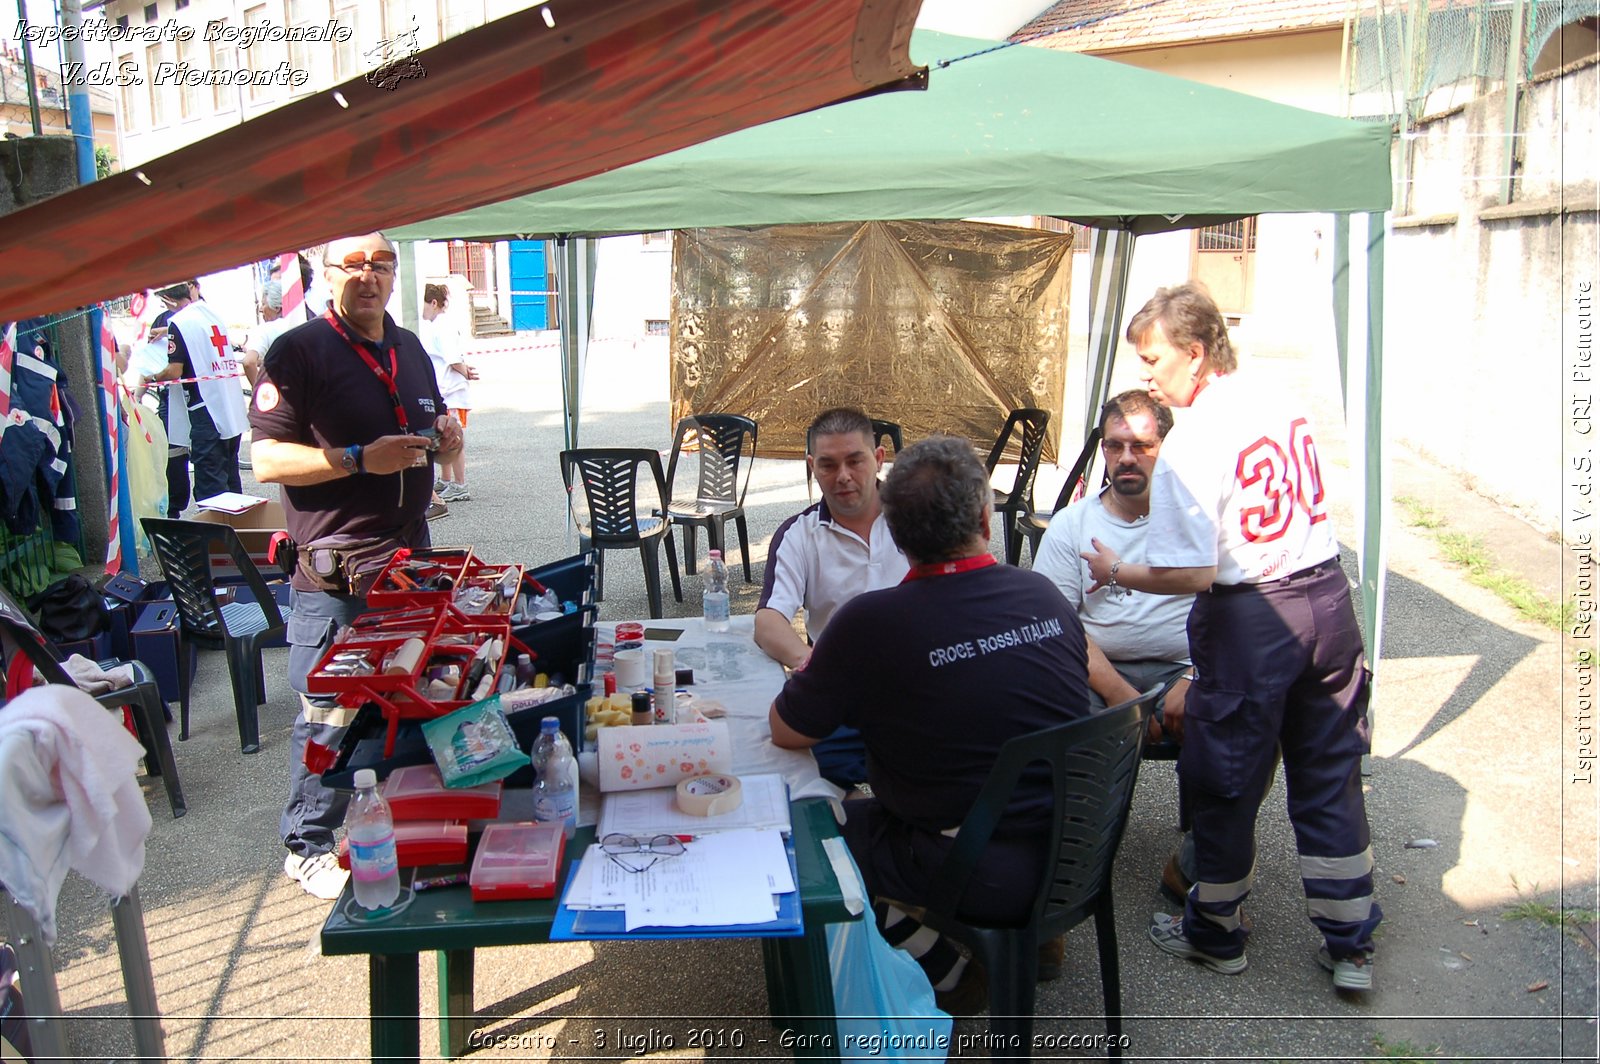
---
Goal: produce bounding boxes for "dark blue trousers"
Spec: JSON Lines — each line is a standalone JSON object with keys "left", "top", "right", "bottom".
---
{"left": 1179, "top": 561, "right": 1380, "bottom": 960}
{"left": 187, "top": 403, "right": 241, "bottom": 502}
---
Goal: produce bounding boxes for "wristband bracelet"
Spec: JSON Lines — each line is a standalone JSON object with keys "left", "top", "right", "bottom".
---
{"left": 1107, "top": 561, "right": 1122, "bottom": 588}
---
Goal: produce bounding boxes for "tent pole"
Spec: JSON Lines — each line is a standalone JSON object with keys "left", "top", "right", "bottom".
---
{"left": 398, "top": 242, "right": 420, "bottom": 334}
{"left": 555, "top": 237, "right": 594, "bottom": 452}
{"left": 1361, "top": 212, "right": 1387, "bottom": 670}
{"left": 1332, "top": 213, "right": 1352, "bottom": 412}
{"left": 1078, "top": 229, "right": 1110, "bottom": 444}
{"left": 1085, "top": 230, "right": 1136, "bottom": 425}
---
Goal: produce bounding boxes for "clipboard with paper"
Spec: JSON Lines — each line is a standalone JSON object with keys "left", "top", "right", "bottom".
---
{"left": 551, "top": 826, "right": 804, "bottom": 939}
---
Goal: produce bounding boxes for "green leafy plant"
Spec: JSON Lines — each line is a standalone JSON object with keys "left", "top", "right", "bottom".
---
{"left": 1395, "top": 497, "right": 1566, "bottom": 631}
{"left": 1373, "top": 1034, "right": 1442, "bottom": 1060}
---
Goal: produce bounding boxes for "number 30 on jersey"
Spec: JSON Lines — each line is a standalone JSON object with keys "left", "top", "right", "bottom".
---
{"left": 1234, "top": 418, "right": 1327, "bottom": 542}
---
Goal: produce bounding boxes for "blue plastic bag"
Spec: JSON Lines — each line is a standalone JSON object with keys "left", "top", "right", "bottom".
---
{"left": 825, "top": 850, "right": 953, "bottom": 1060}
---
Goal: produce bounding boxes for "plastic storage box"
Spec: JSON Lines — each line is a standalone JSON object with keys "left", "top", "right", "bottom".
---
{"left": 469, "top": 822, "right": 565, "bottom": 901}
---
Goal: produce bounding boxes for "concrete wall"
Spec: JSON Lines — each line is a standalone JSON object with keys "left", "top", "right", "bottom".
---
{"left": 1386, "top": 58, "right": 1599, "bottom": 529}
{"left": 1104, "top": 29, "right": 1347, "bottom": 116}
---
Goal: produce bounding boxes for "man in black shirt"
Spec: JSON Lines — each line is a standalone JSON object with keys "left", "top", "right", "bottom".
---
{"left": 250, "top": 232, "right": 463, "bottom": 899}
{"left": 771, "top": 435, "right": 1090, "bottom": 1014}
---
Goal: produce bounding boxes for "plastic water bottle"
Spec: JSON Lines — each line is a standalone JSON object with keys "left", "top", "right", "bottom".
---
{"left": 533, "top": 720, "right": 577, "bottom": 840}
{"left": 530, "top": 715, "right": 559, "bottom": 781}
{"left": 704, "top": 549, "right": 731, "bottom": 633}
{"left": 552, "top": 728, "right": 579, "bottom": 795}
{"left": 346, "top": 769, "right": 400, "bottom": 910}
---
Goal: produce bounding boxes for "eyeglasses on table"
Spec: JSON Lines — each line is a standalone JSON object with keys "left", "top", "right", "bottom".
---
{"left": 600, "top": 832, "right": 687, "bottom": 874}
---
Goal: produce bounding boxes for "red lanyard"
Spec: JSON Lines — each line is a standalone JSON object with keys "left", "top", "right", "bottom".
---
{"left": 901, "top": 554, "right": 997, "bottom": 582}
{"left": 323, "top": 311, "right": 407, "bottom": 432}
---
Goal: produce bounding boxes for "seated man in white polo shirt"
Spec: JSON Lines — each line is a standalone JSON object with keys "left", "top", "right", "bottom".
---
{"left": 755, "top": 407, "right": 910, "bottom": 786}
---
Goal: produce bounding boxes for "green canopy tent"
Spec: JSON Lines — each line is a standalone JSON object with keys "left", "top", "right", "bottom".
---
{"left": 393, "top": 31, "right": 1393, "bottom": 658}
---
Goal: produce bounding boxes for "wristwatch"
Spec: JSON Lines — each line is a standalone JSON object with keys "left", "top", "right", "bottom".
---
{"left": 1107, "top": 561, "right": 1122, "bottom": 588}
{"left": 341, "top": 444, "right": 364, "bottom": 475}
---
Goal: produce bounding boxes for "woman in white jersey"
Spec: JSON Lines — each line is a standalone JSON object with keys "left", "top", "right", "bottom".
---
{"left": 1081, "top": 283, "right": 1379, "bottom": 992}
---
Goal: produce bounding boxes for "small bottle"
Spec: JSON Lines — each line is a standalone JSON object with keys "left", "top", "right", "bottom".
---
{"left": 703, "top": 550, "right": 731, "bottom": 633}
{"left": 515, "top": 653, "right": 536, "bottom": 687}
{"left": 530, "top": 715, "right": 559, "bottom": 782}
{"left": 533, "top": 730, "right": 578, "bottom": 840}
{"left": 346, "top": 769, "right": 400, "bottom": 910}
{"left": 652, "top": 649, "right": 675, "bottom": 724}
{"left": 631, "top": 690, "right": 653, "bottom": 726}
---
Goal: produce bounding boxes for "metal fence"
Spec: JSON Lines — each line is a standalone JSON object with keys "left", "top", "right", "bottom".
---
{"left": 1346, "top": 0, "right": 1590, "bottom": 122}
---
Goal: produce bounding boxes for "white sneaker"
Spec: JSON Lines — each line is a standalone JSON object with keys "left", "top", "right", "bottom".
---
{"left": 1317, "top": 945, "right": 1374, "bottom": 991}
{"left": 284, "top": 851, "right": 349, "bottom": 901}
{"left": 440, "top": 483, "right": 471, "bottom": 502}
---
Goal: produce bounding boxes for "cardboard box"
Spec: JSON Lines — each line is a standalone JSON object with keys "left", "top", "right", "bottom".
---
{"left": 191, "top": 499, "right": 287, "bottom": 579}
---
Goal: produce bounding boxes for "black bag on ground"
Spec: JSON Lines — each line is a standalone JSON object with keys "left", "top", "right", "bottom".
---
{"left": 26, "top": 573, "right": 110, "bottom": 644}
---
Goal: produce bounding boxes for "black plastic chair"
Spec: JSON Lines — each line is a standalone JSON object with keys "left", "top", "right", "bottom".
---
{"left": 140, "top": 518, "right": 288, "bottom": 755}
{"left": 1013, "top": 426, "right": 1102, "bottom": 566}
{"left": 559, "top": 448, "right": 684, "bottom": 619}
{"left": 805, "top": 418, "right": 903, "bottom": 499}
{"left": 0, "top": 587, "right": 186, "bottom": 817}
{"left": 920, "top": 686, "right": 1162, "bottom": 1057}
{"left": 984, "top": 408, "right": 1050, "bottom": 567}
{"left": 662, "top": 414, "right": 758, "bottom": 581}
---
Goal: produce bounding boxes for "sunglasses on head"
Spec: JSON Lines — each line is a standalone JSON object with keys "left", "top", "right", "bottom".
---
{"left": 327, "top": 250, "right": 398, "bottom": 276}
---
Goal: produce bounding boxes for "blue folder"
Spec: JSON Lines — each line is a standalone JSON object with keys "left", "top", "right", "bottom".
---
{"left": 550, "top": 838, "right": 804, "bottom": 940}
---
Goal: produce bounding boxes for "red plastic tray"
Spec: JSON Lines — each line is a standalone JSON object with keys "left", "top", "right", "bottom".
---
{"left": 368, "top": 547, "right": 474, "bottom": 609}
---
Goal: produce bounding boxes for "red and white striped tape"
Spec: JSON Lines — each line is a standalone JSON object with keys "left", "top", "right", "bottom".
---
{"left": 149, "top": 371, "right": 246, "bottom": 386}
{"left": 98, "top": 317, "right": 123, "bottom": 574}
{"left": 278, "top": 251, "right": 304, "bottom": 321}
{"left": 0, "top": 321, "right": 15, "bottom": 418}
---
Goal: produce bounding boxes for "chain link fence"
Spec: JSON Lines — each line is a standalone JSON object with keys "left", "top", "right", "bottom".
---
{"left": 1346, "top": 0, "right": 1595, "bottom": 122}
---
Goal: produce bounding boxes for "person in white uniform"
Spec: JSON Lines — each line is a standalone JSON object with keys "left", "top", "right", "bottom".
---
{"left": 755, "top": 407, "right": 909, "bottom": 786}
{"left": 1080, "top": 283, "right": 1379, "bottom": 992}
{"left": 1035, "top": 389, "right": 1193, "bottom": 721}
{"left": 418, "top": 283, "right": 477, "bottom": 501}
{"left": 153, "top": 281, "right": 247, "bottom": 502}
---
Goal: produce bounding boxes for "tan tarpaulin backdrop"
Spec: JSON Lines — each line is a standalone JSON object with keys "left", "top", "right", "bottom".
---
{"left": 670, "top": 220, "right": 1072, "bottom": 461}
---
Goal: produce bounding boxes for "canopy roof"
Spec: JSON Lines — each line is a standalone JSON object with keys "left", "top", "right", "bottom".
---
{"left": 393, "top": 29, "right": 1392, "bottom": 243}
{"left": 0, "top": 0, "right": 922, "bottom": 322}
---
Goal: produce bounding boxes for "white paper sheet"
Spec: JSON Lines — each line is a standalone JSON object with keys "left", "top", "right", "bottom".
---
{"left": 195, "top": 491, "right": 268, "bottom": 514}
{"left": 565, "top": 828, "right": 793, "bottom": 929}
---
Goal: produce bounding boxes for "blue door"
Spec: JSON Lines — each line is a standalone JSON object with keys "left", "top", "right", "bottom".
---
{"left": 509, "top": 241, "right": 549, "bottom": 330}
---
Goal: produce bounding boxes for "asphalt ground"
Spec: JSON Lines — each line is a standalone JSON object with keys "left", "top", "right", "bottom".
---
{"left": 4, "top": 331, "right": 1596, "bottom": 1063}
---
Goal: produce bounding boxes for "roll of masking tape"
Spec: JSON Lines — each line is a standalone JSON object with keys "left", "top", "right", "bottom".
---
{"left": 676, "top": 774, "right": 743, "bottom": 816}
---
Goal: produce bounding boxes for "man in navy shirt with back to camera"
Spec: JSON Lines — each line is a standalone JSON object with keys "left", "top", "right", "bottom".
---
{"left": 769, "top": 434, "right": 1090, "bottom": 1016}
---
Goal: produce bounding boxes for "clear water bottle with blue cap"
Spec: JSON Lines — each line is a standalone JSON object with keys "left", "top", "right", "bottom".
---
{"left": 704, "top": 549, "right": 731, "bottom": 633}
